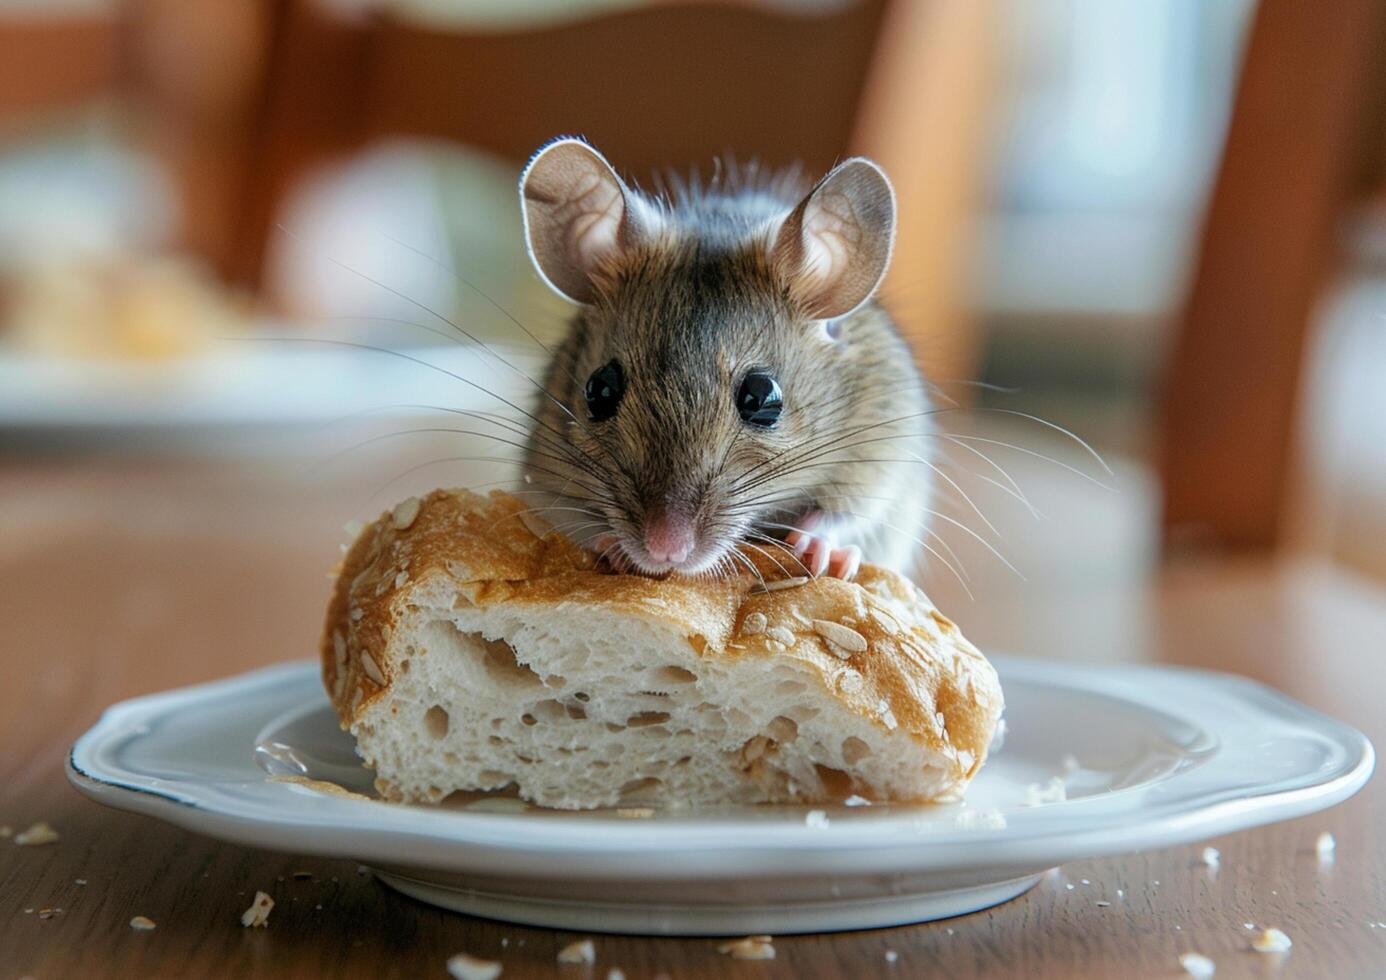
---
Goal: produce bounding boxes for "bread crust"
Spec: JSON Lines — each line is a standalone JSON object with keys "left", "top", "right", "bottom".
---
{"left": 321, "top": 490, "right": 1003, "bottom": 796}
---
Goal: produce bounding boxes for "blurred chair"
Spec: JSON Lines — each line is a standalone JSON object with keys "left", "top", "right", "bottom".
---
{"left": 130, "top": 0, "right": 996, "bottom": 386}
{"left": 1160, "top": 0, "right": 1386, "bottom": 555}
{"left": 0, "top": 13, "right": 117, "bottom": 130}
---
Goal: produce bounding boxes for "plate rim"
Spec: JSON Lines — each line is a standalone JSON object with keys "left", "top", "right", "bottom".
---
{"left": 67, "top": 656, "right": 1376, "bottom": 877}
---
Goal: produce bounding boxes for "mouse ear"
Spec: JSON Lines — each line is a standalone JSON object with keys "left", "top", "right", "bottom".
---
{"left": 771, "top": 158, "right": 896, "bottom": 319}
{"left": 519, "top": 137, "right": 653, "bottom": 305}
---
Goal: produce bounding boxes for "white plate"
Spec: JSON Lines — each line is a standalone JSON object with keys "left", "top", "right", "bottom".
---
{"left": 67, "top": 657, "right": 1373, "bottom": 935}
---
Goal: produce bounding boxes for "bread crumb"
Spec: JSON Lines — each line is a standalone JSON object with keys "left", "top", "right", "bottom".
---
{"left": 14, "top": 822, "right": 59, "bottom": 846}
{"left": 1200, "top": 847, "right": 1220, "bottom": 867}
{"left": 718, "top": 936, "right": 775, "bottom": 959}
{"left": 1251, "top": 928, "right": 1291, "bottom": 953}
{"left": 240, "top": 891, "right": 274, "bottom": 928}
{"left": 844, "top": 794, "right": 871, "bottom": 807}
{"left": 391, "top": 496, "right": 422, "bottom": 530}
{"left": 1023, "top": 777, "right": 1067, "bottom": 806}
{"left": 37, "top": 907, "right": 62, "bottom": 919}
{"left": 812, "top": 619, "right": 867, "bottom": 656}
{"left": 1178, "top": 952, "right": 1215, "bottom": 977}
{"left": 885, "top": 949, "right": 899, "bottom": 963}
{"left": 557, "top": 939, "right": 595, "bottom": 964}
{"left": 615, "top": 807, "right": 654, "bottom": 819}
{"left": 518, "top": 508, "right": 558, "bottom": 539}
{"left": 267, "top": 774, "right": 376, "bottom": 802}
{"left": 741, "top": 612, "right": 767, "bottom": 635}
{"left": 805, "top": 810, "right": 830, "bottom": 829}
{"left": 75, "top": 879, "right": 87, "bottom": 886}
{"left": 1096, "top": 901, "right": 1111, "bottom": 907}
{"left": 130, "top": 916, "right": 157, "bottom": 931}
{"left": 606, "top": 971, "right": 625, "bottom": 980}
{"left": 1316, "top": 831, "right": 1336, "bottom": 859}
{"left": 447, "top": 952, "right": 502, "bottom": 980}
{"left": 954, "top": 808, "right": 1006, "bottom": 830}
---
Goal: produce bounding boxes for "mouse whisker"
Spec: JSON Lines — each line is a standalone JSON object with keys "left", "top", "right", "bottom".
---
{"left": 512, "top": 517, "right": 609, "bottom": 540}
{"left": 313, "top": 403, "right": 544, "bottom": 457}
{"left": 754, "top": 513, "right": 974, "bottom": 594}
{"left": 962, "top": 409, "right": 1113, "bottom": 476}
{"left": 227, "top": 336, "right": 594, "bottom": 468}
{"left": 931, "top": 436, "right": 1041, "bottom": 518}
{"left": 377, "top": 231, "right": 583, "bottom": 388}
{"left": 738, "top": 538, "right": 802, "bottom": 580}
{"left": 927, "top": 378, "right": 1024, "bottom": 395}
{"left": 898, "top": 450, "right": 1003, "bottom": 540}
{"left": 305, "top": 313, "right": 479, "bottom": 350}
{"left": 722, "top": 546, "right": 769, "bottom": 591}
{"left": 317, "top": 425, "right": 605, "bottom": 492}
{"left": 278, "top": 224, "right": 590, "bottom": 430}
{"left": 495, "top": 504, "right": 607, "bottom": 526}
{"left": 727, "top": 406, "right": 949, "bottom": 496}
{"left": 931, "top": 433, "right": 1116, "bottom": 492}
{"left": 764, "top": 492, "right": 1014, "bottom": 580}
{"left": 734, "top": 426, "right": 942, "bottom": 497}
{"left": 363, "top": 455, "right": 517, "bottom": 507}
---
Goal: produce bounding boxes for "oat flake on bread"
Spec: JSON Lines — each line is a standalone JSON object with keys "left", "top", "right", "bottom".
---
{"left": 320, "top": 489, "right": 1004, "bottom": 810}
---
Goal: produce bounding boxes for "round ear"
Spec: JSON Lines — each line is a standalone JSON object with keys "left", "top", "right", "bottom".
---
{"left": 771, "top": 157, "right": 896, "bottom": 319}
{"left": 519, "top": 137, "right": 651, "bottom": 305}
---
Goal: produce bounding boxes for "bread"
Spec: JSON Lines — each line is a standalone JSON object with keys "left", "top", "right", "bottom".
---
{"left": 321, "top": 489, "right": 1004, "bottom": 809}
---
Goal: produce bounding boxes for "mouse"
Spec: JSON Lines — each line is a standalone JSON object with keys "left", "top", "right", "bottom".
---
{"left": 516, "top": 136, "right": 932, "bottom": 581}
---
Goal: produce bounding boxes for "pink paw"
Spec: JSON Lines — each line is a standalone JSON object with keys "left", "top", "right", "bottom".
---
{"left": 785, "top": 513, "right": 862, "bottom": 580}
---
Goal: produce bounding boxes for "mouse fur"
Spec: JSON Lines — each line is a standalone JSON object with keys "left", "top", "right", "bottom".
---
{"left": 518, "top": 137, "right": 932, "bottom": 580}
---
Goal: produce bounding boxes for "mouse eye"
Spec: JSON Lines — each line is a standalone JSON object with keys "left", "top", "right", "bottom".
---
{"left": 736, "top": 371, "right": 782, "bottom": 427}
{"left": 584, "top": 360, "right": 625, "bottom": 421}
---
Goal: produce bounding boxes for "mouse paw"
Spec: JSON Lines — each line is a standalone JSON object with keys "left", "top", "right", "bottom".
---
{"left": 785, "top": 513, "right": 862, "bottom": 580}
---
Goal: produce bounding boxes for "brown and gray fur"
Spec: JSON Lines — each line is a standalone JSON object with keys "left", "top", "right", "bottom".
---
{"left": 518, "top": 137, "right": 932, "bottom": 578}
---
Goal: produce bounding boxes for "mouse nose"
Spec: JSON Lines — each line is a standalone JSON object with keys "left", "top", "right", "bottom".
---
{"left": 643, "top": 510, "right": 696, "bottom": 565}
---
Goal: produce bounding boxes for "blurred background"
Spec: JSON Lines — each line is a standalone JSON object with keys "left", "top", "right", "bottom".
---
{"left": 3, "top": 0, "right": 1385, "bottom": 663}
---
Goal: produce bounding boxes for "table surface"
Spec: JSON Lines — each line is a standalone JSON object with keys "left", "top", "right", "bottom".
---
{"left": 3, "top": 459, "right": 1385, "bottom": 979}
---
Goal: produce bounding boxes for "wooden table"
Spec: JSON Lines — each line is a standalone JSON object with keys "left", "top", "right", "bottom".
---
{"left": 3, "top": 458, "right": 1384, "bottom": 978}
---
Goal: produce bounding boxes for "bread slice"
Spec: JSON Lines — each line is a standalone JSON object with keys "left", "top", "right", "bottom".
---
{"left": 321, "top": 490, "right": 1003, "bottom": 809}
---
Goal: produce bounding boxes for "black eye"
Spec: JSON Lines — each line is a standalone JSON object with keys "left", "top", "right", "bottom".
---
{"left": 736, "top": 371, "right": 782, "bottom": 427}
{"left": 584, "top": 360, "right": 625, "bottom": 421}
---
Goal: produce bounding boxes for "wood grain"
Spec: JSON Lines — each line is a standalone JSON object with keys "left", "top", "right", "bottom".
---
{"left": 2, "top": 460, "right": 1384, "bottom": 978}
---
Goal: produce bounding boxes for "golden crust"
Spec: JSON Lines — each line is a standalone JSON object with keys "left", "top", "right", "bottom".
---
{"left": 321, "top": 490, "right": 1003, "bottom": 791}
